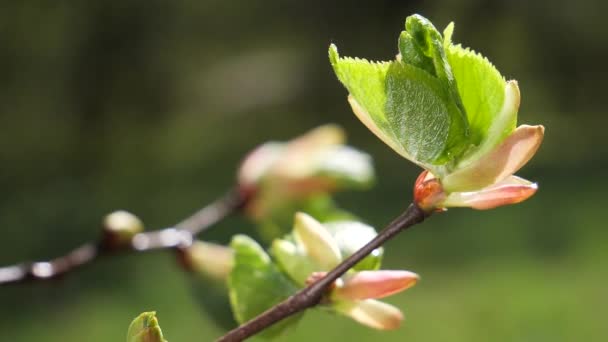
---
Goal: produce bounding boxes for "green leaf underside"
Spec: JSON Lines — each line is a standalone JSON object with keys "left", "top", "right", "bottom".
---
{"left": 385, "top": 61, "right": 468, "bottom": 163}
{"left": 228, "top": 235, "right": 300, "bottom": 338}
{"left": 330, "top": 47, "right": 453, "bottom": 166}
{"left": 330, "top": 18, "right": 470, "bottom": 166}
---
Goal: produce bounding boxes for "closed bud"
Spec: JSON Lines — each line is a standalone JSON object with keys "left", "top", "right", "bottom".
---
{"left": 180, "top": 241, "right": 234, "bottom": 281}
{"left": 414, "top": 170, "right": 446, "bottom": 212}
{"left": 333, "top": 270, "right": 419, "bottom": 301}
{"left": 126, "top": 312, "right": 167, "bottom": 342}
{"left": 103, "top": 210, "right": 144, "bottom": 248}
{"left": 442, "top": 175, "right": 538, "bottom": 210}
{"left": 293, "top": 212, "right": 342, "bottom": 271}
{"left": 333, "top": 299, "right": 404, "bottom": 330}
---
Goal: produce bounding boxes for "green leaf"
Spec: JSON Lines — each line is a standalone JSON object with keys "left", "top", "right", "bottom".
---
{"left": 272, "top": 238, "right": 317, "bottom": 286}
{"left": 330, "top": 14, "right": 471, "bottom": 168}
{"left": 443, "top": 23, "right": 512, "bottom": 149}
{"left": 228, "top": 235, "right": 300, "bottom": 338}
{"left": 385, "top": 61, "right": 469, "bottom": 164}
{"left": 127, "top": 312, "right": 167, "bottom": 342}
{"left": 323, "top": 221, "right": 383, "bottom": 271}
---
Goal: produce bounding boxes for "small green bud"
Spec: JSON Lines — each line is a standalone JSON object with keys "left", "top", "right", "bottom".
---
{"left": 103, "top": 210, "right": 144, "bottom": 248}
{"left": 126, "top": 312, "right": 167, "bottom": 342}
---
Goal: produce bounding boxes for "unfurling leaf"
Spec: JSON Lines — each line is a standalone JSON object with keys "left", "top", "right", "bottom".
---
{"left": 331, "top": 13, "right": 544, "bottom": 211}
{"left": 330, "top": 14, "right": 471, "bottom": 170}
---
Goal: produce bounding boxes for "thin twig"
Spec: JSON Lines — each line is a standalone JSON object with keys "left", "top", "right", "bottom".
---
{"left": 216, "top": 203, "right": 428, "bottom": 342}
{"left": 0, "top": 188, "right": 246, "bottom": 286}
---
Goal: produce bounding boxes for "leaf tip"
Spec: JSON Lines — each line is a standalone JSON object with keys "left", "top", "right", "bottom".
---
{"left": 329, "top": 43, "right": 340, "bottom": 66}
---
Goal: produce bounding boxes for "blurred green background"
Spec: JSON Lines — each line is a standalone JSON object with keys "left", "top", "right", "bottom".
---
{"left": 1, "top": 0, "right": 607, "bottom": 341}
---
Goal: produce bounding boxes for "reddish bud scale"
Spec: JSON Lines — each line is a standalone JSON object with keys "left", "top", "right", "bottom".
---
{"left": 413, "top": 171, "right": 446, "bottom": 212}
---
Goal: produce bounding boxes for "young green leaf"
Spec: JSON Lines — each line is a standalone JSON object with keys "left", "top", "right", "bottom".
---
{"left": 272, "top": 238, "right": 317, "bottom": 285}
{"left": 228, "top": 235, "right": 300, "bottom": 338}
{"left": 443, "top": 23, "right": 512, "bottom": 151}
{"left": 400, "top": 14, "right": 466, "bottom": 117}
{"left": 330, "top": 14, "right": 472, "bottom": 169}
{"left": 126, "top": 312, "right": 167, "bottom": 342}
{"left": 329, "top": 46, "right": 407, "bottom": 161}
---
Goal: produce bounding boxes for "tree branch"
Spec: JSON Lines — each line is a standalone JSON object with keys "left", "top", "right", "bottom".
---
{"left": 216, "top": 203, "right": 428, "bottom": 342}
{"left": 0, "top": 188, "right": 246, "bottom": 286}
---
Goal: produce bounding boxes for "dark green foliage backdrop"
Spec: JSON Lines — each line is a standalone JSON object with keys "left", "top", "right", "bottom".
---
{"left": 1, "top": 0, "right": 606, "bottom": 341}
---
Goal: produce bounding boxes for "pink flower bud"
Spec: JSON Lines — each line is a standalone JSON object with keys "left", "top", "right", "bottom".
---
{"left": 442, "top": 175, "right": 538, "bottom": 210}
{"left": 333, "top": 299, "right": 404, "bottom": 330}
{"left": 442, "top": 124, "right": 544, "bottom": 192}
{"left": 333, "top": 270, "right": 419, "bottom": 300}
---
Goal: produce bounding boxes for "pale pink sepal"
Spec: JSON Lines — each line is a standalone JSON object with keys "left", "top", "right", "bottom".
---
{"left": 237, "top": 142, "right": 284, "bottom": 187}
{"left": 442, "top": 175, "right": 538, "bottom": 210}
{"left": 333, "top": 299, "right": 404, "bottom": 330}
{"left": 442, "top": 125, "right": 544, "bottom": 192}
{"left": 333, "top": 270, "right": 419, "bottom": 301}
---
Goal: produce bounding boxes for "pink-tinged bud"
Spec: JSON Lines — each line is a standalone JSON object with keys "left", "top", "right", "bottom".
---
{"left": 237, "top": 143, "right": 284, "bottom": 188}
{"left": 442, "top": 175, "right": 538, "bottom": 210}
{"left": 272, "top": 125, "right": 345, "bottom": 178}
{"left": 442, "top": 125, "right": 545, "bottom": 192}
{"left": 236, "top": 125, "right": 374, "bottom": 222}
{"left": 414, "top": 170, "right": 446, "bottom": 212}
{"left": 293, "top": 212, "right": 342, "bottom": 271}
{"left": 333, "top": 299, "right": 404, "bottom": 330}
{"left": 333, "top": 270, "right": 419, "bottom": 301}
{"left": 236, "top": 125, "right": 344, "bottom": 192}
